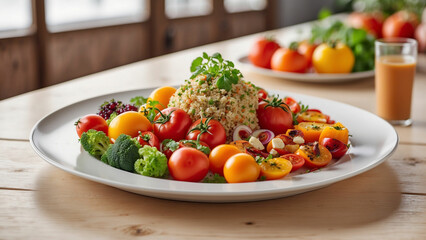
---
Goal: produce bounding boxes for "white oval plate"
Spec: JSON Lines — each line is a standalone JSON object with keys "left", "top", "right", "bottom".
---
{"left": 30, "top": 88, "right": 397, "bottom": 202}
{"left": 237, "top": 56, "right": 375, "bottom": 83}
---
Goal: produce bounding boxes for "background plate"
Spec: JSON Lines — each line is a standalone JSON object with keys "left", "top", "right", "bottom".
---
{"left": 30, "top": 88, "right": 397, "bottom": 202}
{"left": 237, "top": 56, "right": 375, "bottom": 83}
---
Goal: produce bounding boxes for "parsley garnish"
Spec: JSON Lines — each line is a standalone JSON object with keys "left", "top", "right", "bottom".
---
{"left": 333, "top": 126, "right": 343, "bottom": 130}
{"left": 292, "top": 102, "right": 309, "bottom": 125}
{"left": 202, "top": 173, "right": 227, "bottom": 183}
{"left": 190, "top": 52, "right": 243, "bottom": 91}
{"left": 130, "top": 96, "right": 149, "bottom": 108}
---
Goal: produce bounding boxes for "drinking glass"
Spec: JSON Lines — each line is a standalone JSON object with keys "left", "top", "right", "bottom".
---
{"left": 375, "top": 38, "right": 417, "bottom": 126}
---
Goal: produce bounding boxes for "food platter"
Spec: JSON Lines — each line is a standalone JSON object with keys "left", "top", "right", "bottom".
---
{"left": 30, "top": 87, "right": 397, "bottom": 202}
{"left": 237, "top": 56, "right": 375, "bottom": 83}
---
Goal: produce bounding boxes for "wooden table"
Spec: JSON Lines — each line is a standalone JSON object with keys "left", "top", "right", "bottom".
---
{"left": 1, "top": 20, "right": 425, "bottom": 239}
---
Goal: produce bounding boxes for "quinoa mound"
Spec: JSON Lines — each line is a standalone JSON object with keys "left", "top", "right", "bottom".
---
{"left": 168, "top": 75, "right": 259, "bottom": 141}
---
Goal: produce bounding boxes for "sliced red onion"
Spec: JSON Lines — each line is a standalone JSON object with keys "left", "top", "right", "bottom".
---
{"left": 252, "top": 129, "right": 275, "bottom": 145}
{"left": 233, "top": 125, "right": 253, "bottom": 141}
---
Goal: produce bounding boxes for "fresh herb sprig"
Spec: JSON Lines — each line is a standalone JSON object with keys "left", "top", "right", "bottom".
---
{"left": 190, "top": 52, "right": 243, "bottom": 91}
{"left": 141, "top": 99, "right": 161, "bottom": 123}
{"left": 292, "top": 102, "right": 309, "bottom": 125}
{"left": 130, "top": 96, "right": 149, "bottom": 108}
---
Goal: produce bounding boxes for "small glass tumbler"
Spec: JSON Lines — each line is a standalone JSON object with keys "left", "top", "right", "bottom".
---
{"left": 375, "top": 38, "right": 417, "bottom": 126}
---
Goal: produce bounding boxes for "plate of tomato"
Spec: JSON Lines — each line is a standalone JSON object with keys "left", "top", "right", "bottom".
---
{"left": 240, "top": 35, "right": 375, "bottom": 83}
{"left": 238, "top": 56, "right": 374, "bottom": 83}
{"left": 30, "top": 87, "right": 397, "bottom": 202}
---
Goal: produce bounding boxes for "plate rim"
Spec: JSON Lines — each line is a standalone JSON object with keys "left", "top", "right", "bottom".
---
{"left": 237, "top": 56, "right": 375, "bottom": 83}
{"left": 29, "top": 87, "right": 398, "bottom": 201}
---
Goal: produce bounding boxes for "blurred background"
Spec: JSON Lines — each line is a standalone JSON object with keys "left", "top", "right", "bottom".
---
{"left": 0, "top": 0, "right": 424, "bottom": 100}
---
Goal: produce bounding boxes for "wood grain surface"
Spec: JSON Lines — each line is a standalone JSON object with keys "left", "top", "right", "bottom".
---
{"left": 0, "top": 18, "right": 425, "bottom": 239}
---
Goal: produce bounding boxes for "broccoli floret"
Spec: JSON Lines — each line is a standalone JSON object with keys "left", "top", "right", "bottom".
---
{"left": 80, "top": 129, "right": 110, "bottom": 160}
{"left": 102, "top": 134, "right": 140, "bottom": 172}
{"left": 134, "top": 145, "right": 168, "bottom": 178}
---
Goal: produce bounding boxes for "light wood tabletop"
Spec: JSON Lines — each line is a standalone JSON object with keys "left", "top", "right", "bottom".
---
{"left": 1, "top": 20, "right": 425, "bottom": 239}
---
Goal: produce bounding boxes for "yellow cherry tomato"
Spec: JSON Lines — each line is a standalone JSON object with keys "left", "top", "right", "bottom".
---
{"left": 209, "top": 144, "right": 242, "bottom": 175}
{"left": 259, "top": 157, "right": 293, "bottom": 180}
{"left": 108, "top": 111, "right": 152, "bottom": 141}
{"left": 149, "top": 86, "right": 177, "bottom": 111}
{"left": 312, "top": 42, "right": 355, "bottom": 73}
{"left": 223, "top": 153, "right": 260, "bottom": 183}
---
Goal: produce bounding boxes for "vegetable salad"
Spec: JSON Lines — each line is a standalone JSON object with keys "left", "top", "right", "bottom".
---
{"left": 75, "top": 53, "right": 351, "bottom": 183}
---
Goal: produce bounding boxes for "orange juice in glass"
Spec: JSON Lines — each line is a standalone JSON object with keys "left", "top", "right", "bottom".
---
{"left": 375, "top": 38, "right": 417, "bottom": 126}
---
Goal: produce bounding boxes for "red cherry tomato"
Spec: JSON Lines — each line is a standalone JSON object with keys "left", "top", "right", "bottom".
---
{"left": 272, "top": 148, "right": 291, "bottom": 156}
{"left": 168, "top": 147, "right": 209, "bottom": 182}
{"left": 186, "top": 118, "right": 226, "bottom": 149}
{"left": 347, "top": 11, "right": 384, "bottom": 38}
{"left": 383, "top": 10, "right": 419, "bottom": 38}
{"left": 284, "top": 96, "right": 301, "bottom": 113}
{"left": 320, "top": 138, "right": 348, "bottom": 159}
{"left": 258, "top": 88, "right": 268, "bottom": 102}
{"left": 248, "top": 37, "right": 280, "bottom": 68}
{"left": 153, "top": 107, "right": 192, "bottom": 142}
{"left": 75, "top": 114, "right": 108, "bottom": 138}
{"left": 281, "top": 153, "right": 305, "bottom": 172}
{"left": 257, "top": 98, "right": 293, "bottom": 135}
{"left": 136, "top": 131, "right": 160, "bottom": 150}
{"left": 415, "top": 23, "right": 426, "bottom": 52}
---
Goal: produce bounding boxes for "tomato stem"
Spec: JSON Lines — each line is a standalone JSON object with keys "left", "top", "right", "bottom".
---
{"left": 153, "top": 109, "right": 176, "bottom": 125}
{"left": 327, "top": 40, "right": 338, "bottom": 49}
{"left": 263, "top": 97, "right": 290, "bottom": 113}
{"left": 289, "top": 41, "right": 299, "bottom": 51}
{"left": 187, "top": 117, "right": 214, "bottom": 142}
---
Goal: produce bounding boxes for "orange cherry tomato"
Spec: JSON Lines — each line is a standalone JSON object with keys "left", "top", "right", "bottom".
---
{"left": 318, "top": 122, "right": 349, "bottom": 145}
{"left": 270, "top": 47, "right": 309, "bottom": 73}
{"left": 298, "top": 40, "right": 317, "bottom": 65}
{"left": 295, "top": 143, "right": 332, "bottom": 168}
{"left": 149, "top": 86, "right": 177, "bottom": 111}
{"left": 259, "top": 157, "right": 292, "bottom": 180}
{"left": 209, "top": 144, "right": 242, "bottom": 175}
{"left": 108, "top": 111, "right": 152, "bottom": 141}
{"left": 223, "top": 153, "right": 260, "bottom": 183}
{"left": 295, "top": 122, "right": 331, "bottom": 143}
